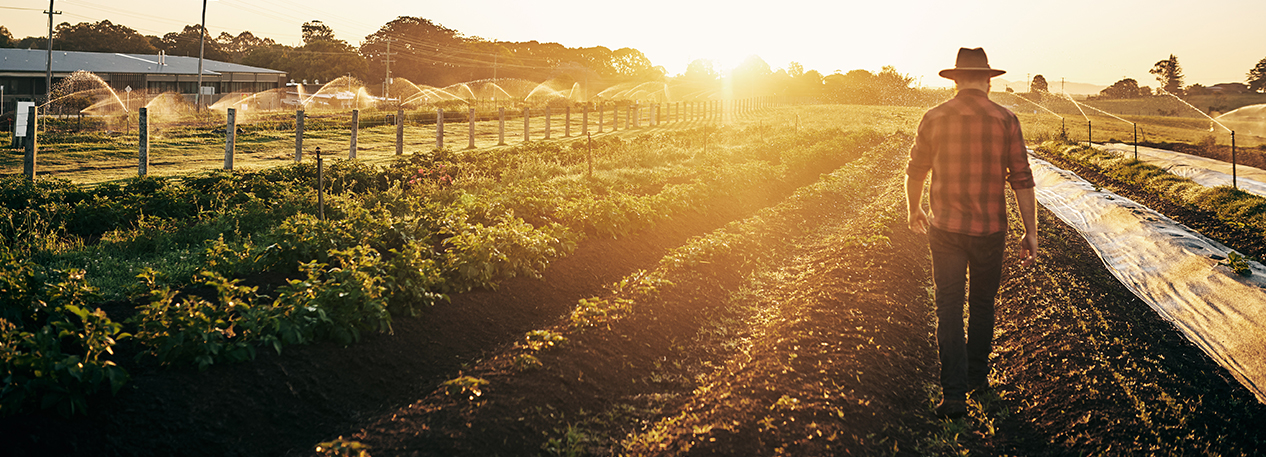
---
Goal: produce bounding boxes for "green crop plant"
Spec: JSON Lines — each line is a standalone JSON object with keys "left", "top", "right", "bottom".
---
{"left": 0, "top": 252, "right": 128, "bottom": 417}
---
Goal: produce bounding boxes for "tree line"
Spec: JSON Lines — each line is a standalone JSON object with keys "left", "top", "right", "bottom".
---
{"left": 1089, "top": 54, "right": 1266, "bottom": 100}
{"left": 0, "top": 18, "right": 930, "bottom": 106}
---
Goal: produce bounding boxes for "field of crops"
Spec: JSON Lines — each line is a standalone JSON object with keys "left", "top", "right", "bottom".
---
{"left": 2, "top": 104, "right": 1265, "bottom": 456}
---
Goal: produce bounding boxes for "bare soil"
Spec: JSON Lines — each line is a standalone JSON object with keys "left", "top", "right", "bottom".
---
{"left": 3, "top": 139, "right": 1264, "bottom": 456}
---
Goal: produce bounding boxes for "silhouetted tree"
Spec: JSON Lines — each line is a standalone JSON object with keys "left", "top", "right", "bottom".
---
{"left": 1098, "top": 78, "right": 1145, "bottom": 99}
{"left": 1150, "top": 54, "right": 1184, "bottom": 95}
{"left": 0, "top": 26, "right": 14, "bottom": 48}
{"left": 1031, "top": 74, "right": 1048, "bottom": 93}
{"left": 301, "top": 21, "right": 338, "bottom": 46}
{"left": 1248, "top": 57, "right": 1266, "bottom": 93}
{"left": 53, "top": 20, "right": 157, "bottom": 54}
{"left": 158, "top": 25, "right": 227, "bottom": 61}
{"left": 216, "top": 31, "right": 275, "bottom": 64}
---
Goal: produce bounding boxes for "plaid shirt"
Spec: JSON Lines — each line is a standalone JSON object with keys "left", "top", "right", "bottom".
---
{"left": 906, "top": 89, "right": 1035, "bottom": 236}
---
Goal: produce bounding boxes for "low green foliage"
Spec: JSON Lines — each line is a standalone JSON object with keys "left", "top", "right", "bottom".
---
{"left": 0, "top": 251, "right": 128, "bottom": 417}
{"left": 442, "top": 375, "right": 489, "bottom": 398}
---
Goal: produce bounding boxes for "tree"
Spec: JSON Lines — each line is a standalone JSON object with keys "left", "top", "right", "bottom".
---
{"left": 787, "top": 61, "right": 804, "bottom": 78}
{"left": 360, "top": 16, "right": 465, "bottom": 86}
{"left": 54, "top": 20, "right": 157, "bottom": 54}
{"left": 683, "top": 59, "right": 719, "bottom": 82}
{"left": 1030, "top": 74, "right": 1048, "bottom": 93}
{"left": 610, "top": 48, "right": 652, "bottom": 77}
{"left": 301, "top": 21, "right": 338, "bottom": 46}
{"left": 158, "top": 25, "right": 228, "bottom": 61}
{"left": 1248, "top": 57, "right": 1266, "bottom": 93}
{"left": 0, "top": 26, "right": 14, "bottom": 48}
{"left": 1150, "top": 54, "right": 1184, "bottom": 95}
{"left": 1099, "top": 78, "right": 1144, "bottom": 99}
{"left": 216, "top": 31, "right": 275, "bottom": 64}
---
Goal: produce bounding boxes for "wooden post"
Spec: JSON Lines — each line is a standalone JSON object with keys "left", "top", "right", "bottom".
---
{"left": 437, "top": 108, "right": 445, "bottom": 150}
{"left": 22, "top": 105, "right": 36, "bottom": 180}
{"left": 565, "top": 105, "right": 571, "bottom": 137}
{"left": 138, "top": 107, "right": 149, "bottom": 176}
{"left": 523, "top": 106, "right": 530, "bottom": 142}
{"left": 395, "top": 108, "right": 404, "bottom": 155}
{"left": 582, "top": 104, "right": 589, "bottom": 135}
{"left": 598, "top": 103, "right": 604, "bottom": 133}
{"left": 544, "top": 105, "right": 552, "bottom": 139}
{"left": 468, "top": 107, "right": 476, "bottom": 149}
{"left": 224, "top": 108, "right": 236, "bottom": 170}
{"left": 349, "top": 109, "right": 359, "bottom": 159}
{"left": 316, "top": 147, "right": 325, "bottom": 221}
{"left": 498, "top": 107, "right": 506, "bottom": 145}
{"left": 295, "top": 110, "right": 305, "bottom": 162}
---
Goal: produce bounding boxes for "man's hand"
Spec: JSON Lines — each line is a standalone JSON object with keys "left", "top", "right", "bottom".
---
{"left": 1019, "top": 231, "right": 1038, "bottom": 267}
{"left": 908, "top": 209, "right": 929, "bottom": 234}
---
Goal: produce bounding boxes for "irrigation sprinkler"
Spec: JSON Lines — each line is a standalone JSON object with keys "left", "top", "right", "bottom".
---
{"left": 1158, "top": 88, "right": 1238, "bottom": 189}
{"left": 1232, "top": 130, "right": 1238, "bottom": 189}
{"left": 398, "top": 108, "right": 406, "bottom": 155}
{"left": 523, "top": 106, "right": 530, "bottom": 142}
{"left": 565, "top": 106, "right": 571, "bottom": 137}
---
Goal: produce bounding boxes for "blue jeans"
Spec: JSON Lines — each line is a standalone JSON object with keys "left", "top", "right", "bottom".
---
{"left": 929, "top": 226, "right": 1005, "bottom": 401}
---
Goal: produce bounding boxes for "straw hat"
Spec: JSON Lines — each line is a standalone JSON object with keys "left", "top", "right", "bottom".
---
{"left": 938, "top": 47, "right": 1006, "bottom": 79}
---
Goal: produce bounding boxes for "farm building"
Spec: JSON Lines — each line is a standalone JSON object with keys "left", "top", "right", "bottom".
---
{"left": 0, "top": 48, "right": 287, "bottom": 116}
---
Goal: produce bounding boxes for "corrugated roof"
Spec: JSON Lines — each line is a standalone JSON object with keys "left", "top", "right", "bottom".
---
{"left": 0, "top": 48, "right": 284, "bottom": 75}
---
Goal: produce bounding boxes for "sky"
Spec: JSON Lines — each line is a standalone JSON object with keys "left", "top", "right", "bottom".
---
{"left": 2, "top": 0, "right": 1263, "bottom": 93}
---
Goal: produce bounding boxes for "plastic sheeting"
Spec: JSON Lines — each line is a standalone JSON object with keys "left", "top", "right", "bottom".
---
{"left": 1096, "top": 143, "right": 1266, "bottom": 198}
{"left": 1031, "top": 155, "right": 1266, "bottom": 403}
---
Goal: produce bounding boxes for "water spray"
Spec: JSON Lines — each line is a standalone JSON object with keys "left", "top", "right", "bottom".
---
{"left": 1159, "top": 88, "right": 1238, "bottom": 188}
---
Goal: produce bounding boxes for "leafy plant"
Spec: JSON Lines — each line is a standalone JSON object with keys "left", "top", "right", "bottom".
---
{"left": 0, "top": 253, "right": 128, "bottom": 417}
{"left": 441, "top": 375, "right": 488, "bottom": 398}
{"left": 1227, "top": 251, "right": 1253, "bottom": 277}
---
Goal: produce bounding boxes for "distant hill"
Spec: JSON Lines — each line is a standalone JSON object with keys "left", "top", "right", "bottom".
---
{"left": 993, "top": 78, "right": 1106, "bottom": 96}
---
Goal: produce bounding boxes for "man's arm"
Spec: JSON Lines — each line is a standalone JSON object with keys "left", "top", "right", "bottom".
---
{"left": 1014, "top": 186, "right": 1038, "bottom": 267}
{"left": 906, "top": 171, "right": 930, "bottom": 234}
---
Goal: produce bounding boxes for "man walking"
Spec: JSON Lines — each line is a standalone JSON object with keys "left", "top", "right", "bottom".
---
{"left": 905, "top": 47, "right": 1038, "bottom": 419}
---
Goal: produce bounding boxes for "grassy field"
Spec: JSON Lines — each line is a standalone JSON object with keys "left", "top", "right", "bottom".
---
{"left": 6, "top": 94, "right": 1263, "bottom": 186}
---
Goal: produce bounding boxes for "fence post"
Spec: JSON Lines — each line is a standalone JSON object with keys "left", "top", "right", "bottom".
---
{"left": 613, "top": 104, "right": 619, "bottom": 132}
{"left": 468, "top": 107, "right": 476, "bottom": 149}
{"left": 499, "top": 107, "right": 506, "bottom": 145}
{"left": 224, "top": 107, "right": 236, "bottom": 170}
{"left": 316, "top": 147, "right": 325, "bottom": 221}
{"left": 523, "top": 106, "right": 530, "bottom": 142}
{"left": 565, "top": 105, "right": 571, "bottom": 137}
{"left": 138, "top": 107, "right": 149, "bottom": 176}
{"left": 22, "top": 106, "right": 36, "bottom": 180}
{"left": 598, "top": 103, "right": 605, "bottom": 133}
{"left": 295, "top": 110, "right": 305, "bottom": 162}
{"left": 582, "top": 104, "right": 589, "bottom": 135}
{"left": 349, "top": 109, "right": 359, "bottom": 159}
{"left": 545, "top": 105, "right": 552, "bottom": 139}
{"left": 437, "top": 108, "right": 445, "bottom": 150}
{"left": 396, "top": 108, "right": 404, "bottom": 155}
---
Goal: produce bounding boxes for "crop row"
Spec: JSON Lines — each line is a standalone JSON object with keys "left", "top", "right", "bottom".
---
{"left": 1, "top": 125, "right": 884, "bottom": 416}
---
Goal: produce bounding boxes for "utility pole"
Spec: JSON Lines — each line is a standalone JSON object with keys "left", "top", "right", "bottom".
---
{"left": 44, "top": 0, "right": 60, "bottom": 105}
{"left": 381, "top": 38, "right": 395, "bottom": 101}
{"left": 196, "top": 0, "right": 207, "bottom": 111}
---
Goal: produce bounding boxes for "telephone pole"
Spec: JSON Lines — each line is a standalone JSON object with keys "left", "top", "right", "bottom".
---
{"left": 44, "top": 0, "right": 60, "bottom": 104}
{"left": 381, "top": 38, "right": 396, "bottom": 101}
{"left": 196, "top": 0, "right": 208, "bottom": 111}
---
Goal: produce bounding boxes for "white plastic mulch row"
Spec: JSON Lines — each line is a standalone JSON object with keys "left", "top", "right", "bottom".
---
{"left": 1096, "top": 143, "right": 1266, "bottom": 198}
{"left": 1030, "top": 154, "right": 1266, "bottom": 404}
